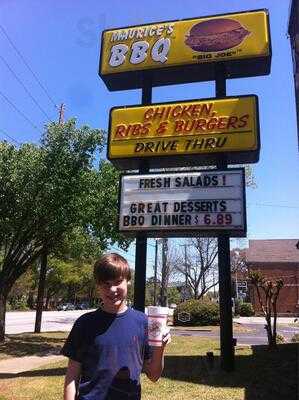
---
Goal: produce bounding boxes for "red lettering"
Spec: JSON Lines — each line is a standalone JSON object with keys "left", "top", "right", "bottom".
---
{"left": 181, "top": 105, "right": 193, "bottom": 118}
{"left": 153, "top": 107, "right": 165, "bottom": 120}
{"left": 238, "top": 114, "right": 249, "bottom": 128}
{"left": 194, "top": 119, "right": 207, "bottom": 132}
{"left": 217, "top": 117, "right": 228, "bottom": 129}
{"left": 142, "top": 122, "right": 151, "bottom": 135}
{"left": 156, "top": 121, "right": 168, "bottom": 135}
{"left": 191, "top": 105, "right": 201, "bottom": 117}
{"left": 131, "top": 124, "right": 143, "bottom": 136}
{"left": 206, "top": 118, "right": 218, "bottom": 131}
{"left": 227, "top": 116, "right": 238, "bottom": 129}
{"left": 174, "top": 120, "right": 184, "bottom": 132}
{"left": 171, "top": 105, "right": 183, "bottom": 118}
{"left": 144, "top": 109, "right": 154, "bottom": 120}
{"left": 200, "top": 103, "right": 213, "bottom": 117}
{"left": 114, "top": 125, "right": 127, "bottom": 137}
{"left": 183, "top": 120, "right": 196, "bottom": 132}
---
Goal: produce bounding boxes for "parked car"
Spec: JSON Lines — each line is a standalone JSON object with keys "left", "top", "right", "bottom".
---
{"left": 57, "top": 303, "right": 76, "bottom": 311}
{"left": 76, "top": 302, "right": 90, "bottom": 310}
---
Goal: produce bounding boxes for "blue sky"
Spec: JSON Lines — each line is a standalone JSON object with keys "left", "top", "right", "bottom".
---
{"left": 1, "top": 1, "right": 298, "bottom": 271}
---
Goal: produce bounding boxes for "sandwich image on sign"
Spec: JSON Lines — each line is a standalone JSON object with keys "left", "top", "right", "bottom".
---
{"left": 185, "top": 18, "right": 251, "bottom": 52}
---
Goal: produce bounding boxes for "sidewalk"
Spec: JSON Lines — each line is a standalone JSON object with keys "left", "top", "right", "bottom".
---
{"left": 233, "top": 316, "right": 298, "bottom": 324}
{"left": 0, "top": 354, "right": 65, "bottom": 374}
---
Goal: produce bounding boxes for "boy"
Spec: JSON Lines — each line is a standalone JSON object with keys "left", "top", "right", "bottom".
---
{"left": 62, "top": 253, "right": 171, "bottom": 400}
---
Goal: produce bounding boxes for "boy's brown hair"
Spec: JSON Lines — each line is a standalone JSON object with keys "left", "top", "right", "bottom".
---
{"left": 93, "top": 253, "right": 131, "bottom": 284}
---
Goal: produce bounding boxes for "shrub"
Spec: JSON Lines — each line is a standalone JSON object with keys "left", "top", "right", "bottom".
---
{"left": 173, "top": 299, "right": 220, "bottom": 326}
{"left": 291, "top": 333, "right": 299, "bottom": 343}
{"left": 9, "top": 297, "right": 29, "bottom": 311}
{"left": 276, "top": 334, "right": 285, "bottom": 344}
{"left": 234, "top": 299, "right": 242, "bottom": 316}
{"left": 238, "top": 302, "right": 255, "bottom": 316}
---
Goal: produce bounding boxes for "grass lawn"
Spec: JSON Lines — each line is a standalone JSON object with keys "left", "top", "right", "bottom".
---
{"left": 0, "top": 332, "right": 66, "bottom": 361}
{"left": 0, "top": 333, "right": 297, "bottom": 400}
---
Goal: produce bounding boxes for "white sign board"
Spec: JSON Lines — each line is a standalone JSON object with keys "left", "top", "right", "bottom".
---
{"left": 119, "top": 169, "right": 246, "bottom": 237}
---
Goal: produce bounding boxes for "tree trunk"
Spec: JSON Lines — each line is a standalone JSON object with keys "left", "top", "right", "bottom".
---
{"left": 160, "top": 239, "right": 168, "bottom": 307}
{"left": 27, "top": 290, "right": 35, "bottom": 309}
{"left": 34, "top": 250, "right": 47, "bottom": 333}
{"left": 45, "top": 290, "right": 51, "bottom": 310}
{"left": 272, "top": 300, "right": 278, "bottom": 347}
{"left": 0, "top": 291, "right": 7, "bottom": 342}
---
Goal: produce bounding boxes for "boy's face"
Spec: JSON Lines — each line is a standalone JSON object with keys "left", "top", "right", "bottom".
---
{"left": 97, "top": 277, "right": 128, "bottom": 313}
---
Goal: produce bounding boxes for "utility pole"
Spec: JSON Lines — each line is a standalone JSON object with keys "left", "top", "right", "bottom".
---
{"left": 160, "top": 238, "right": 168, "bottom": 306}
{"left": 58, "top": 103, "right": 65, "bottom": 124}
{"left": 180, "top": 242, "right": 191, "bottom": 300}
{"left": 34, "top": 248, "right": 47, "bottom": 333}
{"left": 35, "top": 103, "right": 65, "bottom": 333}
{"left": 184, "top": 243, "right": 188, "bottom": 290}
{"left": 212, "top": 268, "right": 216, "bottom": 299}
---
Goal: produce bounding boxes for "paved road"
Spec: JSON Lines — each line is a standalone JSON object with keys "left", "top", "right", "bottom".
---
{"left": 174, "top": 322, "right": 299, "bottom": 345}
{"left": 6, "top": 310, "right": 299, "bottom": 346}
{"left": 6, "top": 310, "right": 89, "bottom": 334}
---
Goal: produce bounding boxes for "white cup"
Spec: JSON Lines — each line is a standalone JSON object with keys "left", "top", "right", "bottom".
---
{"left": 147, "top": 306, "right": 169, "bottom": 347}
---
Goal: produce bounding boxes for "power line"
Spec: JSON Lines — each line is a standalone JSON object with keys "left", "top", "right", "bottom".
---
{"left": 0, "top": 24, "right": 58, "bottom": 109}
{"left": 0, "top": 54, "right": 52, "bottom": 121}
{"left": 0, "top": 90, "right": 41, "bottom": 132}
{"left": 0, "top": 128, "right": 21, "bottom": 145}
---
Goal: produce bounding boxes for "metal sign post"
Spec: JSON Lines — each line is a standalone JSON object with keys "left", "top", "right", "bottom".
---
{"left": 216, "top": 63, "right": 234, "bottom": 371}
{"left": 133, "top": 75, "right": 151, "bottom": 312}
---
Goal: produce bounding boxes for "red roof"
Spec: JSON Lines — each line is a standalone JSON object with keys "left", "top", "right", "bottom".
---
{"left": 246, "top": 239, "right": 299, "bottom": 264}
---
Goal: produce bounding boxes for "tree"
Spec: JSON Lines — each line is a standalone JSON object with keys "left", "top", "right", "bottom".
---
{"left": 230, "top": 248, "right": 247, "bottom": 274}
{"left": 175, "top": 238, "right": 218, "bottom": 299}
{"left": 157, "top": 240, "right": 179, "bottom": 306}
{"left": 43, "top": 257, "right": 94, "bottom": 307}
{"left": 145, "top": 280, "right": 156, "bottom": 306}
{"left": 7, "top": 268, "right": 34, "bottom": 310}
{"left": 230, "top": 248, "right": 247, "bottom": 300}
{"left": 144, "top": 276, "right": 158, "bottom": 306}
{"left": 0, "top": 120, "right": 129, "bottom": 341}
{"left": 167, "top": 286, "right": 181, "bottom": 305}
{"left": 249, "top": 271, "right": 284, "bottom": 349}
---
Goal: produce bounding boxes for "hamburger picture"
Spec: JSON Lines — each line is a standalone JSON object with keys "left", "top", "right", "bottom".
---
{"left": 185, "top": 18, "right": 250, "bottom": 52}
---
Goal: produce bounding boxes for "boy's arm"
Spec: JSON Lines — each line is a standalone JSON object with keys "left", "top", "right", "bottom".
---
{"left": 143, "top": 328, "right": 171, "bottom": 382}
{"left": 63, "top": 359, "right": 81, "bottom": 400}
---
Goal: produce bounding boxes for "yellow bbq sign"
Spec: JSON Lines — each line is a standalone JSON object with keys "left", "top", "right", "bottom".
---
{"left": 108, "top": 95, "right": 260, "bottom": 169}
{"left": 100, "top": 10, "right": 271, "bottom": 90}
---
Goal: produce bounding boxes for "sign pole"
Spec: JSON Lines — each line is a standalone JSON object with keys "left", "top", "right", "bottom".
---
{"left": 133, "top": 75, "right": 152, "bottom": 312}
{"left": 215, "top": 63, "right": 234, "bottom": 371}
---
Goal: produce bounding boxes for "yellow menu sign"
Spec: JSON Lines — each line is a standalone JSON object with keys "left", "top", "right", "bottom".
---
{"left": 100, "top": 10, "right": 270, "bottom": 87}
{"left": 108, "top": 95, "right": 260, "bottom": 168}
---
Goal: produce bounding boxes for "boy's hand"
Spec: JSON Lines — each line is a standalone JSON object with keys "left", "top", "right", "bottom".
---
{"left": 144, "top": 326, "right": 171, "bottom": 382}
{"left": 162, "top": 326, "right": 171, "bottom": 347}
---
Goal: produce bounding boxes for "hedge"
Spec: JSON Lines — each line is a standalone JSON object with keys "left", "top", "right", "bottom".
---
{"left": 173, "top": 299, "right": 220, "bottom": 326}
{"left": 237, "top": 302, "right": 255, "bottom": 316}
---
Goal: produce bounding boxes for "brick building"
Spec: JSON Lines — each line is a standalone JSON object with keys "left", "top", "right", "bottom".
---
{"left": 246, "top": 239, "right": 299, "bottom": 316}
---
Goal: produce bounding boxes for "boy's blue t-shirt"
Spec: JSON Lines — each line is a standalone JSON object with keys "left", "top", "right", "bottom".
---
{"left": 61, "top": 307, "right": 151, "bottom": 400}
